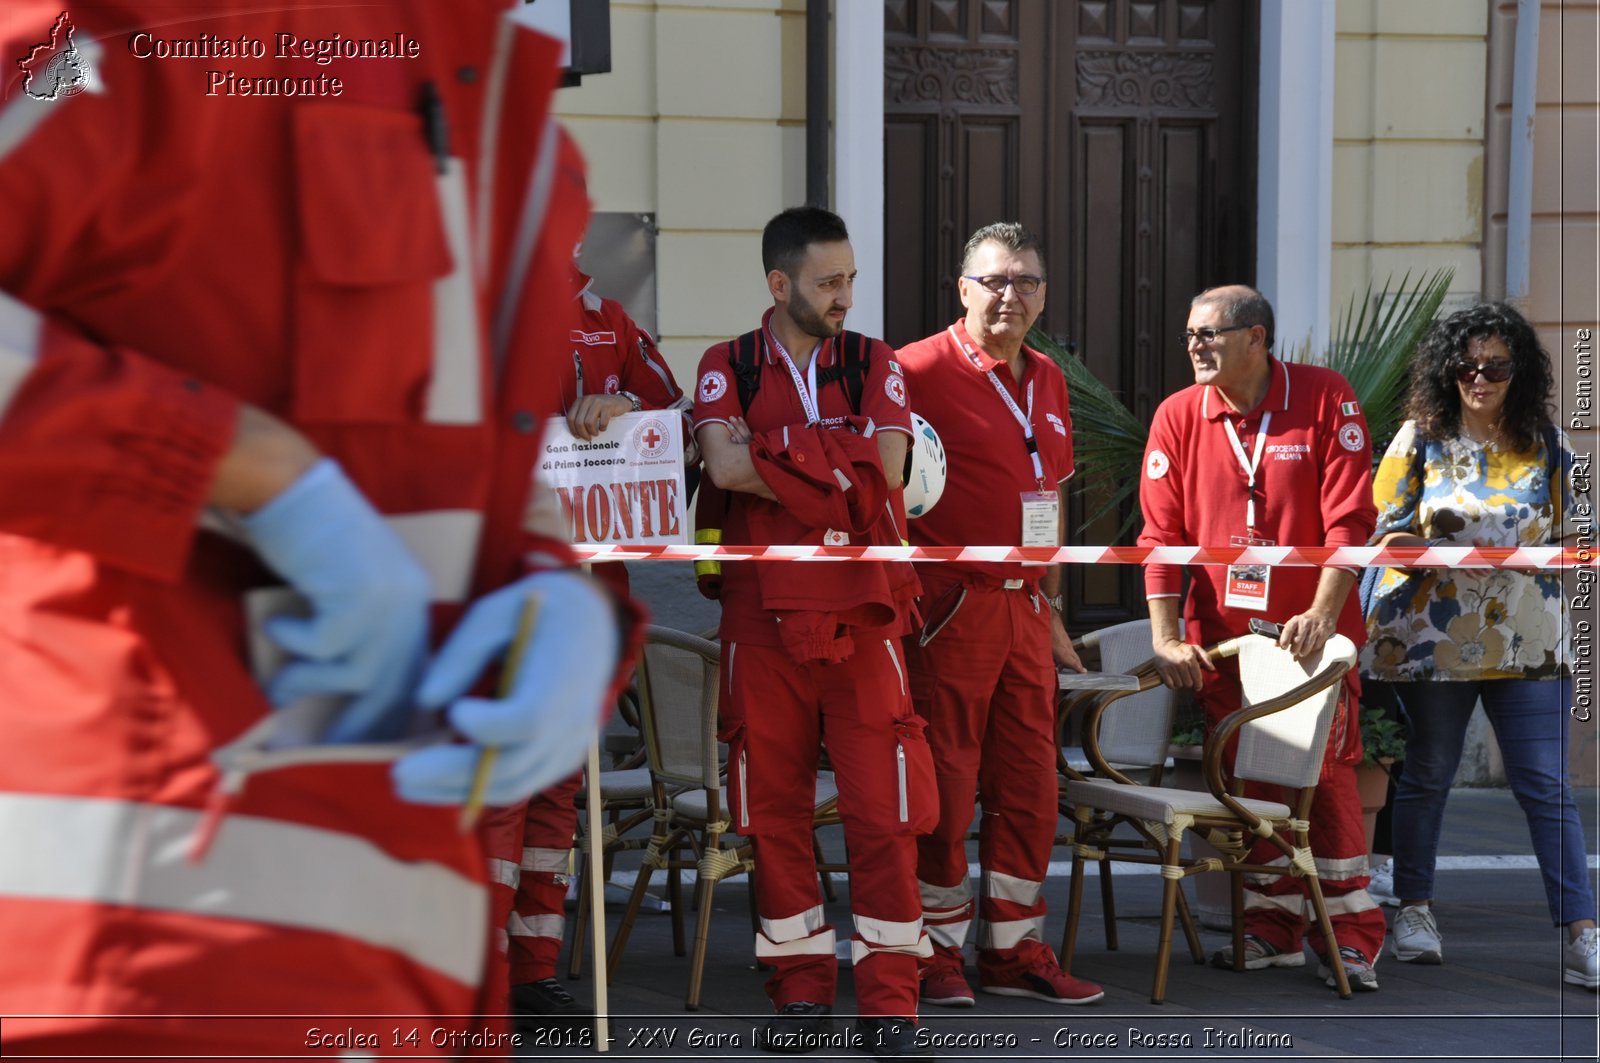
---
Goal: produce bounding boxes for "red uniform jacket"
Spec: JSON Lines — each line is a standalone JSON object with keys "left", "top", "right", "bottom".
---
{"left": 692, "top": 310, "right": 916, "bottom": 647}
{"left": 563, "top": 279, "right": 688, "bottom": 417}
{"left": 745, "top": 420, "right": 920, "bottom": 663}
{"left": 0, "top": 2, "right": 606, "bottom": 1053}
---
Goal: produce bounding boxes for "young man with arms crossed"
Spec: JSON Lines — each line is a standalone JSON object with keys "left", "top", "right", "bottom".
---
{"left": 694, "top": 207, "right": 937, "bottom": 1058}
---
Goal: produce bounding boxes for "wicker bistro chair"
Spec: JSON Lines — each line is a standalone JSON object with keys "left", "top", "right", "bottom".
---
{"left": 1055, "top": 619, "right": 1204, "bottom": 963}
{"left": 566, "top": 691, "right": 657, "bottom": 980}
{"left": 1060, "top": 631, "right": 1359, "bottom": 1004}
{"left": 605, "top": 626, "right": 844, "bottom": 1011}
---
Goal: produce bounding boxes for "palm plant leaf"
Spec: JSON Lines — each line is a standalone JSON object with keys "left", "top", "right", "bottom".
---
{"left": 1286, "top": 268, "right": 1455, "bottom": 457}
{"left": 1027, "top": 328, "right": 1149, "bottom": 538}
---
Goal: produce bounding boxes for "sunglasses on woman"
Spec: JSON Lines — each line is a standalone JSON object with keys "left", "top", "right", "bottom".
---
{"left": 1454, "top": 360, "right": 1514, "bottom": 384}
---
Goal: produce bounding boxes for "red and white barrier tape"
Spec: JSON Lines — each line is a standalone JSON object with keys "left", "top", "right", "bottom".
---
{"left": 572, "top": 544, "right": 1595, "bottom": 568}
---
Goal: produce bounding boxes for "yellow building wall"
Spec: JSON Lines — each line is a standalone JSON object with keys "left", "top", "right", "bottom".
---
{"left": 1332, "top": 0, "right": 1488, "bottom": 309}
{"left": 553, "top": 0, "right": 808, "bottom": 386}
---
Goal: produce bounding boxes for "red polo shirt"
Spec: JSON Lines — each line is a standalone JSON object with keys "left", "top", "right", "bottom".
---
{"left": 562, "top": 278, "right": 685, "bottom": 412}
{"left": 1137, "top": 357, "right": 1376, "bottom": 647}
{"left": 693, "top": 309, "right": 913, "bottom": 644}
{"left": 896, "top": 319, "right": 1073, "bottom": 582}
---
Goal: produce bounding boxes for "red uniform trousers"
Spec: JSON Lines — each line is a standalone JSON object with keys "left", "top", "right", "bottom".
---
{"left": 1200, "top": 663, "right": 1386, "bottom": 961}
{"left": 902, "top": 570, "right": 1062, "bottom": 984}
{"left": 481, "top": 771, "right": 583, "bottom": 995}
{"left": 481, "top": 564, "right": 628, "bottom": 996}
{"left": 721, "top": 639, "right": 936, "bottom": 1018}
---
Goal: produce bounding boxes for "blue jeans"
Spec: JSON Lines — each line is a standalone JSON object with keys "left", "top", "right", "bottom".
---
{"left": 1391, "top": 679, "right": 1596, "bottom": 926}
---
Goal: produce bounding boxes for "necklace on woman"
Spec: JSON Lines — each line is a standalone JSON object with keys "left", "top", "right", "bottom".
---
{"left": 1461, "top": 420, "right": 1501, "bottom": 447}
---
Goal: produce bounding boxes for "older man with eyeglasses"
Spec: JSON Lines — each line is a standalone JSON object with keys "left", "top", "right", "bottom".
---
{"left": 896, "top": 222, "right": 1104, "bottom": 1009}
{"left": 1138, "top": 284, "right": 1388, "bottom": 991}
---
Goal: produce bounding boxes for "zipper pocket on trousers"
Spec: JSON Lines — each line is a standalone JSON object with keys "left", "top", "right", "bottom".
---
{"left": 728, "top": 642, "right": 749, "bottom": 830}
{"left": 918, "top": 586, "right": 968, "bottom": 647}
{"left": 738, "top": 747, "right": 750, "bottom": 830}
{"left": 884, "top": 639, "right": 907, "bottom": 694}
{"left": 896, "top": 742, "right": 908, "bottom": 823}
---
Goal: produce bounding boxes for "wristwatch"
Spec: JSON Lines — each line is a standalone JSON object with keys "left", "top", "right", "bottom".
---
{"left": 619, "top": 390, "right": 643, "bottom": 413}
{"left": 1045, "top": 594, "right": 1065, "bottom": 614}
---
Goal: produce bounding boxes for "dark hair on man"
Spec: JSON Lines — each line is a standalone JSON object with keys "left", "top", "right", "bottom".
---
{"left": 1192, "top": 285, "right": 1275, "bottom": 351}
{"left": 762, "top": 207, "right": 851, "bottom": 277}
{"left": 960, "top": 222, "right": 1047, "bottom": 276}
{"left": 1404, "top": 301, "right": 1554, "bottom": 452}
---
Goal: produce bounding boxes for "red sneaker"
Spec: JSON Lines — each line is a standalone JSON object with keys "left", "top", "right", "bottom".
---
{"left": 919, "top": 965, "right": 975, "bottom": 1007}
{"left": 980, "top": 961, "right": 1104, "bottom": 1005}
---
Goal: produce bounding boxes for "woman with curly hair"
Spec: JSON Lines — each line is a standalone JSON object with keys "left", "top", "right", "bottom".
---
{"left": 1362, "top": 301, "right": 1596, "bottom": 988}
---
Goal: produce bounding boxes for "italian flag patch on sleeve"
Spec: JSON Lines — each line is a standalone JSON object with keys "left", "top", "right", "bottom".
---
{"left": 1341, "top": 401, "right": 1361, "bottom": 416}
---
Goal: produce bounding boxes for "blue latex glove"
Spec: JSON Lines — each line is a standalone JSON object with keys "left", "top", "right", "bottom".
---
{"left": 393, "top": 569, "right": 620, "bottom": 807}
{"left": 239, "top": 459, "right": 432, "bottom": 742}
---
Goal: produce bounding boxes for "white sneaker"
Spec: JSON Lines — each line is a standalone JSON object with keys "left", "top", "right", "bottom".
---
{"left": 1565, "top": 927, "right": 1599, "bottom": 990}
{"left": 1209, "top": 933, "right": 1306, "bottom": 970}
{"left": 1317, "top": 945, "right": 1380, "bottom": 992}
{"left": 1390, "top": 904, "right": 1442, "bottom": 964}
{"left": 1366, "top": 859, "right": 1400, "bottom": 907}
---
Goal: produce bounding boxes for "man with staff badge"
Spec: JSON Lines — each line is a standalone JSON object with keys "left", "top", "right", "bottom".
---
{"left": 1138, "top": 284, "right": 1385, "bottom": 991}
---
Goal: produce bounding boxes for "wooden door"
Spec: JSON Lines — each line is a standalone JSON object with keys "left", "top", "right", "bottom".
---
{"left": 884, "top": 0, "right": 1258, "bottom": 629}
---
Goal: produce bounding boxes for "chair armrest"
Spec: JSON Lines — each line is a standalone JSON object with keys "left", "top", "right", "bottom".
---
{"left": 1055, "top": 685, "right": 1097, "bottom": 781}
{"left": 1199, "top": 655, "right": 1353, "bottom": 824}
{"left": 1076, "top": 660, "right": 1166, "bottom": 786}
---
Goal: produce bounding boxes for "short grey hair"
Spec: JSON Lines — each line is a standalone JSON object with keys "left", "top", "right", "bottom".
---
{"left": 1192, "top": 285, "right": 1275, "bottom": 351}
{"left": 960, "top": 222, "right": 1047, "bottom": 276}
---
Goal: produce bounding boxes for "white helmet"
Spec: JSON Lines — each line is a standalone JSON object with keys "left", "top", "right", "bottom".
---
{"left": 903, "top": 412, "right": 947, "bottom": 518}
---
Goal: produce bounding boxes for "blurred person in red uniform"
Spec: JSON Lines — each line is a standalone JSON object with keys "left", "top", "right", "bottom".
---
{"left": 1138, "top": 284, "right": 1386, "bottom": 990}
{"left": 560, "top": 260, "right": 697, "bottom": 598}
{"left": 484, "top": 265, "right": 693, "bottom": 1022}
{"left": 895, "top": 222, "right": 1104, "bottom": 1009}
{"left": 693, "top": 206, "right": 937, "bottom": 1059}
{"left": 0, "top": 3, "right": 635, "bottom": 1057}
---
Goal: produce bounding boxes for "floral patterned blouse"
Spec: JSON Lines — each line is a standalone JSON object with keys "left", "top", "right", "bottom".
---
{"left": 1361, "top": 418, "right": 1572, "bottom": 681}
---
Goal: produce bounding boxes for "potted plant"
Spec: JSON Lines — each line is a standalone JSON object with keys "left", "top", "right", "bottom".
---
{"left": 1356, "top": 703, "right": 1408, "bottom": 856}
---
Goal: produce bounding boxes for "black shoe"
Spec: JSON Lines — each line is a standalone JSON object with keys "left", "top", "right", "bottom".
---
{"left": 511, "top": 977, "right": 589, "bottom": 1018}
{"left": 855, "top": 1016, "right": 933, "bottom": 1059}
{"left": 761, "top": 1002, "right": 833, "bottom": 1053}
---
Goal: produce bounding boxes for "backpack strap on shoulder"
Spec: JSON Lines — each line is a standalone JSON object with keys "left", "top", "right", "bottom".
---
{"left": 729, "top": 329, "right": 763, "bottom": 414}
{"left": 814, "top": 330, "right": 872, "bottom": 415}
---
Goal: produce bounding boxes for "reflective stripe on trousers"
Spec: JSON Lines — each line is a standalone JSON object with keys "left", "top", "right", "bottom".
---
{"left": 919, "top": 877, "right": 973, "bottom": 951}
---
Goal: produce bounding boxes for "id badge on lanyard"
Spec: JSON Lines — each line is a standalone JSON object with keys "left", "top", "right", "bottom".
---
{"left": 1224, "top": 534, "right": 1275, "bottom": 612}
{"left": 1021, "top": 491, "right": 1059, "bottom": 547}
{"left": 1222, "top": 412, "right": 1274, "bottom": 612}
{"left": 970, "top": 342, "right": 1054, "bottom": 562}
